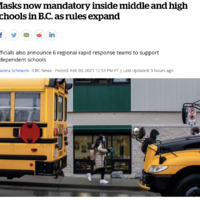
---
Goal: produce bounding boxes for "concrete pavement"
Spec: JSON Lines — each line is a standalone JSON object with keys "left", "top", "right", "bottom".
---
{"left": 0, "top": 175, "right": 141, "bottom": 191}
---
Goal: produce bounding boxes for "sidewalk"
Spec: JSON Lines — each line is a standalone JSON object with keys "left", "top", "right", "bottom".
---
{"left": 0, "top": 175, "right": 141, "bottom": 191}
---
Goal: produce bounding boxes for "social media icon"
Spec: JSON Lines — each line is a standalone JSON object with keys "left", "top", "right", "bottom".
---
{"left": 9, "top": 30, "right": 19, "bottom": 40}
{"left": 49, "top": 32, "right": 55, "bottom": 38}
{"left": 11, "top": 33, "right": 17, "bottom": 38}
{"left": 34, "top": 30, "right": 44, "bottom": 40}
{"left": 22, "top": 30, "right": 31, "bottom": 40}
{"left": 0, "top": 30, "right": 6, "bottom": 41}
{"left": 37, "top": 33, "right": 42, "bottom": 38}
{"left": 24, "top": 33, "right": 29, "bottom": 37}
{"left": 47, "top": 30, "right": 57, "bottom": 41}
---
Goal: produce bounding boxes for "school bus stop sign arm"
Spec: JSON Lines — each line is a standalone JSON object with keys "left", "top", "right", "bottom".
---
{"left": 20, "top": 122, "right": 40, "bottom": 143}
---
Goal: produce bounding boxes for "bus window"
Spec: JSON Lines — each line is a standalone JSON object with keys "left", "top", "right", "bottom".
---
{"left": 0, "top": 92, "right": 11, "bottom": 122}
{"left": 58, "top": 96, "right": 63, "bottom": 121}
{"left": 15, "top": 92, "right": 40, "bottom": 122}
{"left": 54, "top": 94, "right": 57, "bottom": 121}
{"left": 58, "top": 134, "right": 63, "bottom": 150}
{"left": 64, "top": 98, "right": 67, "bottom": 121}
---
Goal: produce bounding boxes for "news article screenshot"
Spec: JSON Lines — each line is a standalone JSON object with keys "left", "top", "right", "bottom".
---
{"left": 0, "top": 0, "right": 200, "bottom": 198}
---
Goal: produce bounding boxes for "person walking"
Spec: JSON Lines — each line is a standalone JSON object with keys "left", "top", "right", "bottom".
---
{"left": 87, "top": 135, "right": 110, "bottom": 184}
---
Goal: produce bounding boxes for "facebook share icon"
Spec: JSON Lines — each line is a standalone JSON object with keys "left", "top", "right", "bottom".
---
{"left": 0, "top": 30, "right": 6, "bottom": 41}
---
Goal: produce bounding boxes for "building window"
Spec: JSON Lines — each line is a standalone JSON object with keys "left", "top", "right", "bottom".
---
{"left": 112, "top": 136, "right": 131, "bottom": 159}
{"left": 0, "top": 92, "right": 11, "bottom": 122}
{"left": 74, "top": 79, "right": 92, "bottom": 85}
{"left": 73, "top": 126, "right": 131, "bottom": 174}
{"left": 93, "top": 79, "right": 110, "bottom": 85}
{"left": 74, "top": 135, "right": 93, "bottom": 172}
{"left": 74, "top": 135, "right": 92, "bottom": 160}
{"left": 15, "top": 92, "right": 40, "bottom": 122}
{"left": 74, "top": 79, "right": 130, "bottom": 85}
{"left": 113, "top": 79, "right": 130, "bottom": 84}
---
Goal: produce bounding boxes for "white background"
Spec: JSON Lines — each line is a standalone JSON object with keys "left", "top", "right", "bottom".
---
{"left": 0, "top": 0, "right": 199, "bottom": 78}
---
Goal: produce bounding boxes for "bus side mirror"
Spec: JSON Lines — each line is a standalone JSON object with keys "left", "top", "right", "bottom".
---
{"left": 56, "top": 79, "right": 65, "bottom": 85}
{"left": 132, "top": 127, "right": 146, "bottom": 140}
{"left": 182, "top": 107, "right": 187, "bottom": 124}
{"left": 66, "top": 84, "right": 73, "bottom": 90}
{"left": 138, "top": 127, "right": 146, "bottom": 139}
{"left": 49, "top": 79, "right": 65, "bottom": 87}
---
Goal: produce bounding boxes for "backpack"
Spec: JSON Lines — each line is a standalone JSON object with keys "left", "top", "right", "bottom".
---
{"left": 90, "top": 143, "right": 96, "bottom": 161}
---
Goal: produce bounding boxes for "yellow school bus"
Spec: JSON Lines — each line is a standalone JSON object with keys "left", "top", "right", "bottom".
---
{"left": 0, "top": 78, "right": 72, "bottom": 179}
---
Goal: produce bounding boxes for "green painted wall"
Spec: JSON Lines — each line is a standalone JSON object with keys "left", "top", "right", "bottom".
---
{"left": 73, "top": 85, "right": 131, "bottom": 112}
{"left": 73, "top": 125, "right": 132, "bottom": 133}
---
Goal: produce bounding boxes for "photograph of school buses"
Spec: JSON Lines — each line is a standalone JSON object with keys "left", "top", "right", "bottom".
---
{"left": 0, "top": 79, "right": 72, "bottom": 178}
{"left": 1, "top": 78, "right": 200, "bottom": 196}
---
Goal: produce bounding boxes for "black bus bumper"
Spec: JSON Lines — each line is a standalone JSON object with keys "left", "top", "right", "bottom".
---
{"left": 139, "top": 170, "right": 172, "bottom": 193}
{"left": 36, "top": 156, "right": 67, "bottom": 176}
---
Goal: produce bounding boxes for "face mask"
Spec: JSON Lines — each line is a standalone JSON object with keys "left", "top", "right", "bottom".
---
{"left": 102, "top": 138, "right": 105, "bottom": 142}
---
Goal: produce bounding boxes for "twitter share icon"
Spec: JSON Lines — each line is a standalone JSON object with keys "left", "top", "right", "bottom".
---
{"left": 11, "top": 33, "right": 17, "bottom": 38}
{"left": 9, "top": 30, "right": 19, "bottom": 40}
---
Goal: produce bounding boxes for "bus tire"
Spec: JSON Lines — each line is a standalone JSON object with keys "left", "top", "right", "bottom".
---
{"left": 60, "top": 170, "right": 64, "bottom": 177}
{"left": 170, "top": 174, "right": 200, "bottom": 196}
{"left": 54, "top": 170, "right": 64, "bottom": 178}
{"left": 160, "top": 189, "right": 170, "bottom": 197}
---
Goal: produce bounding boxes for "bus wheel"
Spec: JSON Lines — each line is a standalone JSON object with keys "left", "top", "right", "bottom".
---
{"left": 7, "top": 176, "right": 14, "bottom": 180}
{"left": 54, "top": 170, "right": 64, "bottom": 179}
{"left": 60, "top": 170, "right": 64, "bottom": 177}
{"left": 171, "top": 174, "right": 200, "bottom": 196}
{"left": 160, "top": 190, "right": 169, "bottom": 196}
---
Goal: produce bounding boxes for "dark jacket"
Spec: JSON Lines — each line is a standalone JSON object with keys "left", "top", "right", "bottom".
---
{"left": 141, "top": 129, "right": 159, "bottom": 154}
